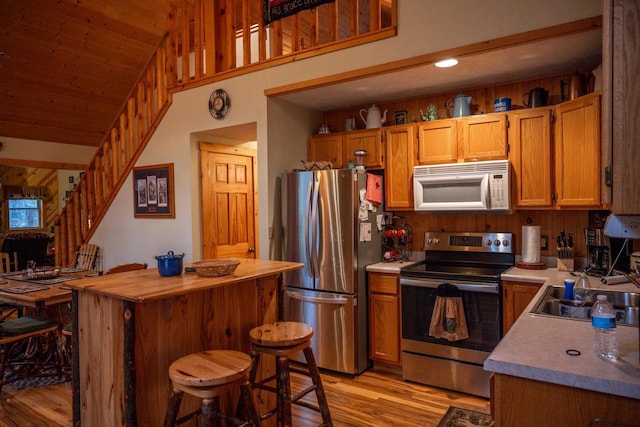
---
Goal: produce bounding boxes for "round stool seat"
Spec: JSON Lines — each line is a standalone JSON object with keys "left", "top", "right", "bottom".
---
{"left": 169, "top": 350, "right": 252, "bottom": 388}
{"left": 249, "top": 321, "right": 313, "bottom": 347}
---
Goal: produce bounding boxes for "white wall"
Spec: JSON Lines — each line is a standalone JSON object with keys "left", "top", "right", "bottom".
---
{"left": 86, "top": 0, "right": 602, "bottom": 269}
{"left": 0, "top": 137, "right": 95, "bottom": 165}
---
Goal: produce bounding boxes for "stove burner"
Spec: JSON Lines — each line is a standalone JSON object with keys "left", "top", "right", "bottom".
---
{"left": 401, "top": 231, "right": 515, "bottom": 283}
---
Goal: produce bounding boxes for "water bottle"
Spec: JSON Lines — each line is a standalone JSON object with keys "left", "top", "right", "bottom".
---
{"left": 574, "top": 272, "right": 591, "bottom": 303}
{"left": 592, "top": 295, "right": 618, "bottom": 360}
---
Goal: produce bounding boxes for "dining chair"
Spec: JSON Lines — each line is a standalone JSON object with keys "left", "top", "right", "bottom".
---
{"left": 0, "top": 315, "right": 62, "bottom": 393}
{"left": 0, "top": 252, "right": 12, "bottom": 273}
{"left": 0, "top": 252, "right": 23, "bottom": 321}
{"left": 71, "top": 244, "right": 100, "bottom": 270}
{"left": 106, "top": 262, "right": 147, "bottom": 274}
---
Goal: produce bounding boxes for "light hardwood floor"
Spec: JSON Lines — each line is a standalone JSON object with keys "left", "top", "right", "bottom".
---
{"left": 0, "top": 368, "right": 489, "bottom": 426}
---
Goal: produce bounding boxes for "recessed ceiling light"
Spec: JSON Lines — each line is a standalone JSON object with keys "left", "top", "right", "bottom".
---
{"left": 435, "top": 58, "right": 458, "bottom": 68}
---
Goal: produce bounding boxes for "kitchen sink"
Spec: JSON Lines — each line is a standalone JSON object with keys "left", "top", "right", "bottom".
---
{"left": 530, "top": 286, "right": 639, "bottom": 326}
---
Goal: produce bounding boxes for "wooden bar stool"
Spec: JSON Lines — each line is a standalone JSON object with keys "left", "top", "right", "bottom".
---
{"left": 249, "top": 321, "right": 333, "bottom": 427}
{"left": 163, "top": 349, "right": 259, "bottom": 427}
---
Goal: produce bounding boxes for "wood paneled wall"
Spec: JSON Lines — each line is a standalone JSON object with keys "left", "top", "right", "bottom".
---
{"left": 398, "top": 210, "right": 589, "bottom": 259}
{"left": 322, "top": 71, "right": 592, "bottom": 132}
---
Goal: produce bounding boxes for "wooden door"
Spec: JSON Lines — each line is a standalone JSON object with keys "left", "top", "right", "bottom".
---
{"left": 509, "top": 108, "right": 554, "bottom": 208}
{"left": 554, "top": 93, "right": 601, "bottom": 208}
{"left": 417, "top": 119, "right": 458, "bottom": 164}
{"left": 200, "top": 142, "right": 257, "bottom": 259}
{"left": 384, "top": 124, "right": 416, "bottom": 210}
{"left": 461, "top": 113, "right": 508, "bottom": 161}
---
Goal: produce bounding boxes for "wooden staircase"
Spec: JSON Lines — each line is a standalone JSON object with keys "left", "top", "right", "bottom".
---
{"left": 54, "top": 45, "right": 170, "bottom": 267}
{"left": 54, "top": 0, "right": 396, "bottom": 267}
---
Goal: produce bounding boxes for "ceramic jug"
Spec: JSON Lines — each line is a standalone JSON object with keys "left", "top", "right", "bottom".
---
{"left": 445, "top": 93, "right": 472, "bottom": 117}
{"left": 523, "top": 87, "right": 549, "bottom": 108}
{"left": 359, "top": 104, "right": 388, "bottom": 129}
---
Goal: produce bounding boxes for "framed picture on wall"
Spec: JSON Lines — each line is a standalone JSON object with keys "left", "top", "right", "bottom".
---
{"left": 133, "top": 163, "right": 175, "bottom": 218}
{"left": 395, "top": 110, "right": 408, "bottom": 125}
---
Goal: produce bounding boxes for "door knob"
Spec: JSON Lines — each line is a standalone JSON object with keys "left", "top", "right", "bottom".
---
{"left": 248, "top": 247, "right": 255, "bottom": 252}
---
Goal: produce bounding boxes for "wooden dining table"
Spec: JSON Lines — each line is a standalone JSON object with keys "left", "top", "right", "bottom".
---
{"left": 0, "top": 268, "right": 100, "bottom": 318}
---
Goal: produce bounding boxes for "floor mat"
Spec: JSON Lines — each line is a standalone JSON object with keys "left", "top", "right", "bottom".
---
{"left": 4, "top": 368, "right": 67, "bottom": 388}
{"left": 437, "top": 406, "right": 491, "bottom": 427}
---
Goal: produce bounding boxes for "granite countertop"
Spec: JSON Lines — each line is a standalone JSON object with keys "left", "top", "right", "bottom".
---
{"left": 366, "top": 260, "right": 419, "bottom": 274}
{"left": 485, "top": 267, "right": 640, "bottom": 399}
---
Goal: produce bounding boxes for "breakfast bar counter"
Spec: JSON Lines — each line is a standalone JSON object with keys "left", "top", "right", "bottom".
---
{"left": 66, "top": 259, "right": 303, "bottom": 427}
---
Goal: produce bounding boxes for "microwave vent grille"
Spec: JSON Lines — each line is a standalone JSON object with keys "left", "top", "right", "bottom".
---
{"left": 414, "top": 160, "right": 509, "bottom": 176}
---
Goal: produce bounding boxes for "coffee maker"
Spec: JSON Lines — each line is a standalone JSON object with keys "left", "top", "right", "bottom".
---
{"left": 584, "top": 228, "right": 632, "bottom": 276}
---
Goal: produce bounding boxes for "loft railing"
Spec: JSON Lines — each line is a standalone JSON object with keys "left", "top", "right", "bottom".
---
{"left": 54, "top": 0, "right": 396, "bottom": 267}
{"left": 167, "top": 0, "right": 396, "bottom": 89}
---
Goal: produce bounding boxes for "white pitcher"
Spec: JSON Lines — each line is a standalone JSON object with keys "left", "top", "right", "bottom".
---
{"left": 359, "top": 104, "right": 388, "bottom": 128}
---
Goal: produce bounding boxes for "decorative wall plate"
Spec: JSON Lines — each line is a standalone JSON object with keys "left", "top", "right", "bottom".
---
{"left": 209, "top": 89, "right": 229, "bottom": 119}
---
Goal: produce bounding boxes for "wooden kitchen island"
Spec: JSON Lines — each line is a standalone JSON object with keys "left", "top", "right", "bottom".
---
{"left": 65, "top": 259, "right": 303, "bottom": 427}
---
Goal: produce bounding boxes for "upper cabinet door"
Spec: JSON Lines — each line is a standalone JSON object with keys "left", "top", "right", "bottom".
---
{"left": 384, "top": 124, "right": 416, "bottom": 210}
{"left": 308, "top": 134, "right": 344, "bottom": 169}
{"left": 343, "top": 129, "right": 383, "bottom": 168}
{"left": 554, "top": 93, "right": 602, "bottom": 208}
{"left": 460, "top": 113, "right": 508, "bottom": 161}
{"left": 509, "top": 108, "right": 554, "bottom": 208}
{"left": 416, "top": 119, "right": 458, "bottom": 164}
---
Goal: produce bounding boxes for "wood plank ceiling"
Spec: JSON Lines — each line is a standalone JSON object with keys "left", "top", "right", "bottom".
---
{"left": 0, "top": 0, "right": 168, "bottom": 148}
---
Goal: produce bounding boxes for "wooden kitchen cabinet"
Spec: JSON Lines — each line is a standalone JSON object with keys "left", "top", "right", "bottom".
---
{"left": 460, "top": 113, "right": 508, "bottom": 161}
{"left": 509, "top": 107, "right": 554, "bottom": 208}
{"left": 554, "top": 92, "right": 601, "bottom": 208}
{"left": 368, "top": 272, "right": 401, "bottom": 365}
{"left": 416, "top": 119, "right": 458, "bottom": 164}
{"left": 343, "top": 129, "right": 383, "bottom": 168}
{"left": 502, "top": 280, "right": 543, "bottom": 333}
{"left": 491, "top": 373, "right": 640, "bottom": 426}
{"left": 416, "top": 113, "right": 508, "bottom": 165}
{"left": 605, "top": 0, "right": 640, "bottom": 214}
{"left": 384, "top": 124, "right": 416, "bottom": 210}
{"left": 307, "top": 133, "right": 344, "bottom": 168}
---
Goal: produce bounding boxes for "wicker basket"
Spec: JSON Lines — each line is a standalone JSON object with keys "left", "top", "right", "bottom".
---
{"left": 192, "top": 259, "right": 241, "bottom": 277}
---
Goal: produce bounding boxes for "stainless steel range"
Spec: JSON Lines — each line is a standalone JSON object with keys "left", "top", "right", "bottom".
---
{"left": 399, "top": 231, "right": 515, "bottom": 398}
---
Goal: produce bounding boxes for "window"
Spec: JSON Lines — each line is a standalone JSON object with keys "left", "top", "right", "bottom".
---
{"left": 8, "top": 198, "right": 43, "bottom": 230}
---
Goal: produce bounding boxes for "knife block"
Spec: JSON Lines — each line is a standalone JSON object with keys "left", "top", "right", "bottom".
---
{"left": 557, "top": 248, "right": 574, "bottom": 272}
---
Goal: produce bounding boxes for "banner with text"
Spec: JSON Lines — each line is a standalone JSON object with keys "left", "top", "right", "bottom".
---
{"left": 263, "top": 0, "right": 334, "bottom": 25}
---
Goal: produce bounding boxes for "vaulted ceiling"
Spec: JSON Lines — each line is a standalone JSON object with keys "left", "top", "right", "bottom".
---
{"left": 0, "top": 0, "right": 167, "bottom": 148}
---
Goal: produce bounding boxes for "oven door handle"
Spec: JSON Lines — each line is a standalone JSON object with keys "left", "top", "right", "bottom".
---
{"left": 400, "top": 278, "right": 499, "bottom": 294}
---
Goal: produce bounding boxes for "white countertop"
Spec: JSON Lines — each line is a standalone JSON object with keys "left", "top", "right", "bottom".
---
{"left": 366, "top": 260, "right": 419, "bottom": 274}
{"left": 485, "top": 267, "right": 640, "bottom": 399}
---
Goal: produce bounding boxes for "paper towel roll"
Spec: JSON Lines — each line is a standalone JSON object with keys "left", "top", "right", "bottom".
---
{"left": 600, "top": 275, "right": 630, "bottom": 285}
{"left": 521, "top": 225, "right": 541, "bottom": 264}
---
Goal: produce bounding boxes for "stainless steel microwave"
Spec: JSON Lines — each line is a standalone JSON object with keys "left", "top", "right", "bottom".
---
{"left": 413, "top": 160, "right": 510, "bottom": 212}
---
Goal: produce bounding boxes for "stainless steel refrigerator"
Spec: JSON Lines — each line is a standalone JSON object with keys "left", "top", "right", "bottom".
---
{"left": 281, "top": 168, "right": 382, "bottom": 374}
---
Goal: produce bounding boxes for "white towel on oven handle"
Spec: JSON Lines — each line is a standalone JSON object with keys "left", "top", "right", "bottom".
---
{"left": 428, "top": 296, "right": 469, "bottom": 341}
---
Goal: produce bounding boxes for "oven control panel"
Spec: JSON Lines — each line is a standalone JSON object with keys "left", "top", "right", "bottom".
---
{"left": 424, "top": 231, "right": 513, "bottom": 253}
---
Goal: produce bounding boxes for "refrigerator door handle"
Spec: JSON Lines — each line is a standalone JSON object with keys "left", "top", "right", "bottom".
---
{"left": 304, "top": 178, "right": 314, "bottom": 277}
{"left": 286, "top": 290, "right": 349, "bottom": 305}
{"left": 310, "top": 173, "right": 320, "bottom": 276}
